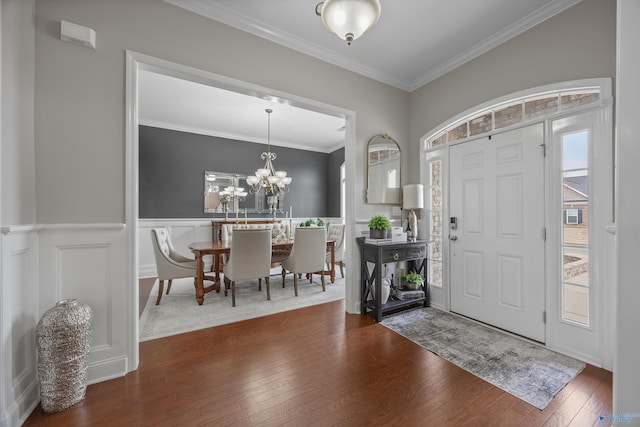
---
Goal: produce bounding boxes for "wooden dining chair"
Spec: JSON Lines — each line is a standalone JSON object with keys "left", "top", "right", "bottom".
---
{"left": 281, "top": 227, "right": 327, "bottom": 296}
{"left": 222, "top": 229, "right": 272, "bottom": 307}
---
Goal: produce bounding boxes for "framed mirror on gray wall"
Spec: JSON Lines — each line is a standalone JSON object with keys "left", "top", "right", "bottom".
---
{"left": 204, "top": 172, "right": 248, "bottom": 217}
{"left": 366, "top": 134, "right": 401, "bottom": 204}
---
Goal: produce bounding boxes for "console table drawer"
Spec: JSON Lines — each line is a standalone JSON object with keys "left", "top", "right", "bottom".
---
{"left": 405, "top": 244, "right": 426, "bottom": 260}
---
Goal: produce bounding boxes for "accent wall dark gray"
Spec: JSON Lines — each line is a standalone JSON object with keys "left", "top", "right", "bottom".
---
{"left": 139, "top": 126, "right": 344, "bottom": 219}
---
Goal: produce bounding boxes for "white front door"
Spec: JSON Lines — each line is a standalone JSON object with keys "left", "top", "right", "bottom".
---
{"left": 449, "top": 124, "right": 545, "bottom": 342}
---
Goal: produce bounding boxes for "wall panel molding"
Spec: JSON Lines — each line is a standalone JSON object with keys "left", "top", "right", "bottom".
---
{"left": 38, "top": 224, "right": 128, "bottom": 384}
{"left": 1, "top": 228, "right": 40, "bottom": 427}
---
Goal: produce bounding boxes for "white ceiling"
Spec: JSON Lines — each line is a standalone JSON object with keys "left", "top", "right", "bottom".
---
{"left": 139, "top": 70, "right": 347, "bottom": 153}
{"left": 140, "top": 0, "right": 581, "bottom": 152}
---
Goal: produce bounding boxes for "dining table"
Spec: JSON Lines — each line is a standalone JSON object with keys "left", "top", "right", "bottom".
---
{"left": 189, "top": 240, "right": 335, "bottom": 305}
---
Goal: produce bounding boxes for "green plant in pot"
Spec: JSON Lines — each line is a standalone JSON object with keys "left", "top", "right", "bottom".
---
{"left": 368, "top": 214, "right": 391, "bottom": 239}
{"left": 401, "top": 272, "right": 424, "bottom": 290}
{"left": 299, "top": 218, "right": 324, "bottom": 227}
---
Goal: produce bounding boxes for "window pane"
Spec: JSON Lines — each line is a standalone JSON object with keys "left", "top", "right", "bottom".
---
{"left": 525, "top": 96, "right": 558, "bottom": 120}
{"left": 561, "top": 128, "right": 590, "bottom": 326}
{"left": 428, "top": 160, "right": 443, "bottom": 288}
{"left": 429, "top": 132, "right": 447, "bottom": 148}
{"left": 469, "top": 112, "right": 492, "bottom": 136}
{"left": 447, "top": 122, "right": 468, "bottom": 142}
{"left": 561, "top": 92, "right": 600, "bottom": 111}
{"left": 494, "top": 103, "right": 522, "bottom": 129}
{"left": 562, "top": 131, "right": 588, "bottom": 170}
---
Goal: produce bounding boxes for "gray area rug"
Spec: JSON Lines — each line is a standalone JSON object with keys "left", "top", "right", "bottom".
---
{"left": 380, "top": 307, "right": 585, "bottom": 410}
{"left": 140, "top": 270, "right": 344, "bottom": 341}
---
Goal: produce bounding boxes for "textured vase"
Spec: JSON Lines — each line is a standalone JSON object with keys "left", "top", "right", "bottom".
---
{"left": 381, "top": 277, "right": 391, "bottom": 304}
{"left": 36, "top": 299, "right": 93, "bottom": 413}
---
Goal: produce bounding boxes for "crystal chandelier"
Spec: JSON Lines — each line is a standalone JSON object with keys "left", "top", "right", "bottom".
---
{"left": 315, "top": 0, "right": 381, "bottom": 45}
{"left": 246, "top": 109, "right": 292, "bottom": 196}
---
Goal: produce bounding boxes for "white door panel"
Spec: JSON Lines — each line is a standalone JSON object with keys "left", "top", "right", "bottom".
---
{"left": 450, "top": 124, "right": 545, "bottom": 342}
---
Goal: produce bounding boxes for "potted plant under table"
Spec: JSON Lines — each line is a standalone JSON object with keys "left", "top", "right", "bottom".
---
{"left": 401, "top": 272, "right": 424, "bottom": 290}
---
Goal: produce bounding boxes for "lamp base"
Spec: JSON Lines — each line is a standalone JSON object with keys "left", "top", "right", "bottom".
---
{"left": 408, "top": 209, "right": 418, "bottom": 242}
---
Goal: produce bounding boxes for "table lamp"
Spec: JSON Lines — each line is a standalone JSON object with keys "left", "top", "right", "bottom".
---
{"left": 403, "top": 184, "right": 424, "bottom": 241}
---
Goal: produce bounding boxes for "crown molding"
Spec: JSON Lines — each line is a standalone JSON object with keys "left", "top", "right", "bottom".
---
{"left": 165, "top": 0, "right": 582, "bottom": 93}
{"left": 139, "top": 119, "right": 338, "bottom": 154}
{"left": 163, "top": 0, "right": 411, "bottom": 91}
{"left": 409, "top": 0, "right": 583, "bottom": 91}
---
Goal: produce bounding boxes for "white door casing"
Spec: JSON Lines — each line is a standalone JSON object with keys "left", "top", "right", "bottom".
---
{"left": 449, "top": 124, "right": 545, "bottom": 342}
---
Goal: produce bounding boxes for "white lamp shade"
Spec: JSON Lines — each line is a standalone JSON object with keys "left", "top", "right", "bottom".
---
{"left": 403, "top": 184, "right": 424, "bottom": 210}
{"left": 267, "top": 176, "right": 280, "bottom": 184}
{"left": 320, "top": 0, "right": 381, "bottom": 42}
{"left": 246, "top": 175, "right": 259, "bottom": 185}
{"left": 257, "top": 168, "right": 270, "bottom": 177}
{"left": 275, "top": 171, "right": 287, "bottom": 178}
{"left": 281, "top": 177, "right": 292, "bottom": 185}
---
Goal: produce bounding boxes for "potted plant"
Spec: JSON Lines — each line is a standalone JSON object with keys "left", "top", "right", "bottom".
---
{"left": 299, "top": 218, "right": 324, "bottom": 227}
{"left": 401, "top": 272, "right": 424, "bottom": 290}
{"left": 368, "top": 214, "right": 391, "bottom": 239}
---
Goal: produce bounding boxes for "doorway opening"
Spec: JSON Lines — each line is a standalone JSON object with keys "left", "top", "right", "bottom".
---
{"left": 125, "top": 51, "right": 356, "bottom": 369}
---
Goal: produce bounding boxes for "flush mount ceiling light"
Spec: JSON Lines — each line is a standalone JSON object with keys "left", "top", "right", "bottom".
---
{"left": 315, "top": 0, "right": 381, "bottom": 45}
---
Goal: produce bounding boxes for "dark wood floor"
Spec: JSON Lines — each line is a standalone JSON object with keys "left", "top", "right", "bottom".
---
{"left": 25, "top": 300, "right": 611, "bottom": 426}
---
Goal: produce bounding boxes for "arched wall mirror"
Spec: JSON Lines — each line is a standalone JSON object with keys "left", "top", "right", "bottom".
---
{"left": 366, "top": 134, "right": 401, "bottom": 204}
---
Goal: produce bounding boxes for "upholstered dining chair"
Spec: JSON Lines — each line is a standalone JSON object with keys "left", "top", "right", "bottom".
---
{"left": 222, "top": 228, "right": 272, "bottom": 307}
{"left": 281, "top": 227, "right": 328, "bottom": 296}
{"left": 326, "top": 223, "right": 346, "bottom": 278}
{"left": 150, "top": 228, "right": 197, "bottom": 305}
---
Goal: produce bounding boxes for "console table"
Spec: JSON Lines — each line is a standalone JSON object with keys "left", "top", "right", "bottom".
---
{"left": 357, "top": 237, "right": 428, "bottom": 322}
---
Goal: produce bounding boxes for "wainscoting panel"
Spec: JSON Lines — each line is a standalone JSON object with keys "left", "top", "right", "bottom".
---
{"left": 1, "top": 226, "right": 41, "bottom": 427}
{"left": 38, "top": 224, "right": 127, "bottom": 384}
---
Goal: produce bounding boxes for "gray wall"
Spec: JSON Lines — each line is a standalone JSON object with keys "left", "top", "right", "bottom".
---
{"left": 407, "top": 0, "right": 617, "bottom": 183}
{"left": 33, "top": 0, "right": 410, "bottom": 224}
{"left": 2, "top": 0, "right": 36, "bottom": 225}
{"left": 139, "top": 125, "right": 344, "bottom": 219}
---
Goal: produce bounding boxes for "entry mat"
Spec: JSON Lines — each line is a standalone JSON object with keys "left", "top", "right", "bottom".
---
{"left": 380, "top": 307, "right": 585, "bottom": 410}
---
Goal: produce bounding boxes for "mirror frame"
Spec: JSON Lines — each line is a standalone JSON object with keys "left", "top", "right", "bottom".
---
{"left": 204, "top": 171, "right": 248, "bottom": 214}
{"left": 366, "top": 133, "right": 402, "bottom": 204}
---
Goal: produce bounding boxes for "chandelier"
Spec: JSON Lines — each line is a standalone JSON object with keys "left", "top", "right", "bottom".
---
{"left": 246, "top": 109, "right": 292, "bottom": 197}
{"left": 315, "top": 0, "right": 381, "bottom": 45}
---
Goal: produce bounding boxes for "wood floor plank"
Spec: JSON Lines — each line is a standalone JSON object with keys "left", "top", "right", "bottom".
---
{"left": 24, "top": 300, "right": 612, "bottom": 426}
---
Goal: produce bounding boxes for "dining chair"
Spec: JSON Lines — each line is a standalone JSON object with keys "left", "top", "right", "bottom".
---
{"left": 326, "top": 223, "right": 346, "bottom": 278}
{"left": 281, "top": 227, "right": 328, "bottom": 296}
{"left": 150, "top": 228, "right": 197, "bottom": 305}
{"left": 222, "top": 228, "right": 272, "bottom": 307}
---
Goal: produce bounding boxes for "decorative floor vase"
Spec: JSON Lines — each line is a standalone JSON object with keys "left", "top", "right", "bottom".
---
{"left": 36, "top": 299, "right": 93, "bottom": 413}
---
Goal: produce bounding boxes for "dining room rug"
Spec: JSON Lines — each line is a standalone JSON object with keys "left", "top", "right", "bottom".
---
{"left": 380, "top": 307, "right": 585, "bottom": 410}
{"left": 139, "top": 270, "right": 345, "bottom": 341}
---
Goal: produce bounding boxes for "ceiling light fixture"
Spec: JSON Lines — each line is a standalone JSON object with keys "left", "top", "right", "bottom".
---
{"left": 246, "top": 109, "right": 292, "bottom": 198}
{"left": 315, "top": 0, "right": 381, "bottom": 45}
